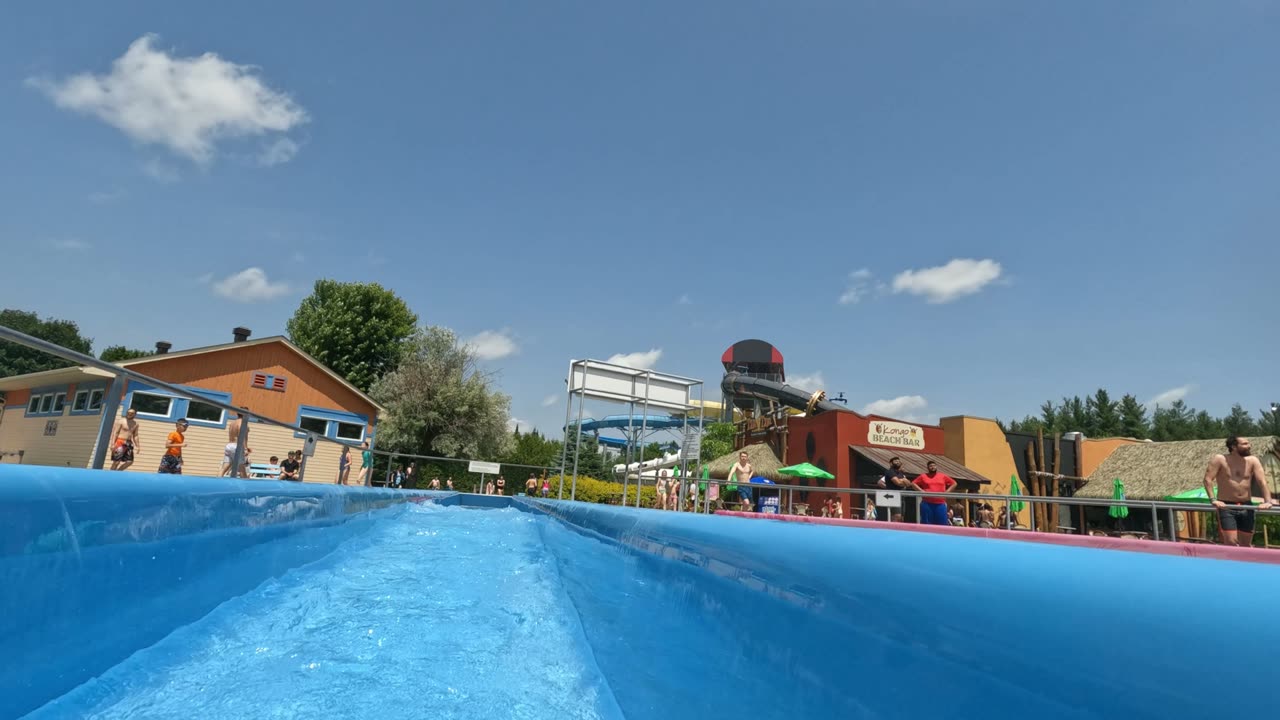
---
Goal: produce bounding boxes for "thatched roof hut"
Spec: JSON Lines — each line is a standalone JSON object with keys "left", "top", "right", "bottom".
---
{"left": 1079, "top": 436, "right": 1280, "bottom": 500}
{"left": 705, "top": 443, "right": 785, "bottom": 481}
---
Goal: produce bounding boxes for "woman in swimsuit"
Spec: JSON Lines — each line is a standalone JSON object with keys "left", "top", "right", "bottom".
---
{"left": 338, "top": 446, "right": 351, "bottom": 485}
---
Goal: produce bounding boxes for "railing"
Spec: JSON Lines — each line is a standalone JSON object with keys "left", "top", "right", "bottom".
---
{"left": 0, "top": 325, "right": 514, "bottom": 485}
{"left": 582, "top": 475, "right": 1278, "bottom": 545}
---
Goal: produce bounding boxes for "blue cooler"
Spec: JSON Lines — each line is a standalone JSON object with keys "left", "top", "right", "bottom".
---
{"left": 758, "top": 495, "right": 780, "bottom": 514}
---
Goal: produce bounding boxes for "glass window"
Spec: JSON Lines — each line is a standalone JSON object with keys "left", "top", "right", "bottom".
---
{"left": 335, "top": 422, "right": 364, "bottom": 441}
{"left": 39, "top": 395, "right": 54, "bottom": 413}
{"left": 299, "top": 416, "right": 329, "bottom": 436}
{"left": 28, "top": 395, "right": 41, "bottom": 413}
{"left": 72, "top": 391, "right": 88, "bottom": 412}
{"left": 131, "top": 392, "right": 173, "bottom": 417}
{"left": 52, "top": 393, "right": 66, "bottom": 414}
{"left": 87, "top": 389, "right": 104, "bottom": 411}
{"left": 187, "top": 400, "right": 224, "bottom": 423}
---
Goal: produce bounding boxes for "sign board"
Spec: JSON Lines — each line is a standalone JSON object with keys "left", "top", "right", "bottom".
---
{"left": 468, "top": 460, "right": 501, "bottom": 475}
{"left": 680, "top": 432, "right": 701, "bottom": 460}
{"left": 302, "top": 434, "right": 318, "bottom": 457}
{"left": 876, "top": 491, "right": 902, "bottom": 508}
{"left": 868, "top": 420, "right": 925, "bottom": 450}
{"left": 43, "top": 420, "right": 58, "bottom": 437}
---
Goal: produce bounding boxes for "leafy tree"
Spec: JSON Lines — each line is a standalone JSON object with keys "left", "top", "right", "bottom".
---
{"left": 502, "top": 428, "right": 563, "bottom": 472}
{"left": 1259, "top": 405, "right": 1280, "bottom": 436}
{"left": 371, "top": 326, "right": 511, "bottom": 460}
{"left": 0, "top": 309, "right": 92, "bottom": 377}
{"left": 1117, "top": 394, "right": 1149, "bottom": 439}
{"left": 1221, "top": 404, "right": 1257, "bottom": 437}
{"left": 1192, "top": 410, "right": 1224, "bottom": 440}
{"left": 287, "top": 280, "right": 418, "bottom": 392}
{"left": 99, "top": 345, "right": 152, "bottom": 362}
{"left": 1087, "top": 389, "right": 1120, "bottom": 437}
{"left": 699, "top": 422, "right": 737, "bottom": 464}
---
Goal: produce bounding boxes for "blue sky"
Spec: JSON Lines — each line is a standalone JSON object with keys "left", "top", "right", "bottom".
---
{"left": 2, "top": 1, "right": 1278, "bottom": 435}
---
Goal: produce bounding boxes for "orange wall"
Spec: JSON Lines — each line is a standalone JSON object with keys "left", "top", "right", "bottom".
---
{"left": 940, "top": 416, "right": 1020, "bottom": 498}
{"left": 1080, "top": 437, "right": 1142, "bottom": 477}
{"left": 124, "top": 342, "right": 378, "bottom": 426}
{"left": 4, "top": 388, "right": 31, "bottom": 407}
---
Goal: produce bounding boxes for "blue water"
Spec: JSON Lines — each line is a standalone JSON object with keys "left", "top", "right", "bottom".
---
{"left": 30, "top": 504, "right": 626, "bottom": 720}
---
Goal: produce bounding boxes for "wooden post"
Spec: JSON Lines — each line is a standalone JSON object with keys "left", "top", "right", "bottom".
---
{"left": 1035, "top": 429, "right": 1048, "bottom": 531}
{"left": 1051, "top": 433, "right": 1062, "bottom": 531}
{"left": 1024, "top": 442, "right": 1037, "bottom": 528}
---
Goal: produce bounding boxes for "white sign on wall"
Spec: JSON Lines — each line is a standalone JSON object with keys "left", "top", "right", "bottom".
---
{"left": 867, "top": 420, "right": 925, "bottom": 450}
{"left": 468, "top": 460, "right": 501, "bottom": 475}
{"left": 876, "top": 491, "right": 902, "bottom": 508}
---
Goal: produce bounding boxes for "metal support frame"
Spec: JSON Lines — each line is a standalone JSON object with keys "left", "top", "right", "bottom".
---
{"left": 90, "top": 376, "right": 123, "bottom": 470}
{"left": 230, "top": 417, "right": 250, "bottom": 478}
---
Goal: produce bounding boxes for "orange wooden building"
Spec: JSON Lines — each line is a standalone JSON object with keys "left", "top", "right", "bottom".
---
{"left": 0, "top": 328, "right": 383, "bottom": 482}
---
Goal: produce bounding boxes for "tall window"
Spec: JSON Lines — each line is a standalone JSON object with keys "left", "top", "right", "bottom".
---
{"left": 130, "top": 392, "right": 173, "bottom": 417}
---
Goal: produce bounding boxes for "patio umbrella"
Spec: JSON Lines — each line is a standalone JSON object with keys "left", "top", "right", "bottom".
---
{"left": 1108, "top": 478, "right": 1129, "bottom": 519}
{"left": 1166, "top": 487, "right": 1264, "bottom": 504}
{"left": 777, "top": 462, "right": 835, "bottom": 480}
{"left": 1009, "top": 474, "right": 1025, "bottom": 512}
{"left": 699, "top": 464, "right": 709, "bottom": 491}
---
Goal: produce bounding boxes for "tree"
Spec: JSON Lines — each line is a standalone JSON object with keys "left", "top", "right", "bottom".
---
{"left": 287, "top": 280, "right": 418, "bottom": 392}
{"left": 1087, "top": 389, "right": 1120, "bottom": 437}
{"left": 99, "top": 345, "right": 152, "bottom": 362}
{"left": 1259, "top": 405, "right": 1280, "bottom": 436}
{"left": 1151, "top": 400, "right": 1195, "bottom": 441}
{"left": 1060, "top": 396, "right": 1091, "bottom": 435}
{"left": 1117, "top": 394, "right": 1149, "bottom": 439}
{"left": 1192, "top": 410, "right": 1224, "bottom": 440}
{"left": 502, "top": 428, "right": 563, "bottom": 471}
{"left": 1220, "top": 404, "right": 1256, "bottom": 438}
{"left": 0, "top": 309, "right": 92, "bottom": 377}
{"left": 1039, "top": 401, "right": 1059, "bottom": 433}
{"left": 699, "top": 422, "right": 737, "bottom": 465}
{"left": 370, "top": 326, "right": 511, "bottom": 460}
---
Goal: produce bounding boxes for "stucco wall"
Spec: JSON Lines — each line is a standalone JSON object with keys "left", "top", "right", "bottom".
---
{"left": 1080, "top": 436, "right": 1143, "bottom": 477}
{"left": 940, "top": 415, "right": 1020, "bottom": 497}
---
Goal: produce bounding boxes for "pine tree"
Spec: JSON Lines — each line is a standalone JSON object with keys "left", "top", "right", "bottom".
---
{"left": 1259, "top": 405, "right": 1280, "bottom": 436}
{"left": 1087, "top": 389, "right": 1121, "bottom": 437}
{"left": 1192, "top": 410, "right": 1224, "bottom": 440}
{"left": 1039, "top": 401, "right": 1059, "bottom": 433}
{"left": 1221, "top": 404, "right": 1256, "bottom": 437}
{"left": 1118, "top": 394, "right": 1149, "bottom": 439}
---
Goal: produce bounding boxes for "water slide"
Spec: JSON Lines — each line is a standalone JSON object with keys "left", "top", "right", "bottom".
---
{"left": 720, "top": 370, "right": 849, "bottom": 416}
{"left": 612, "top": 451, "right": 683, "bottom": 481}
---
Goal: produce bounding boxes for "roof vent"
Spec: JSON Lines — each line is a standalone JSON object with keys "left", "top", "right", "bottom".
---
{"left": 155, "top": 341, "right": 172, "bottom": 354}
{"left": 233, "top": 327, "right": 252, "bottom": 343}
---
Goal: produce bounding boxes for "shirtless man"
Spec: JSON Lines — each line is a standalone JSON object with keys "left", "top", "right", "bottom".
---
{"left": 526, "top": 474, "right": 538, "bottom": 495}
{"left": 109, "top": 408, "right": 141, "bottom": 471}
{"left": 220, "top": 409, "right": 252, "bottom": 477}
{"left": 1204, "top": 436, "right": 1273, "bottom": 546}
{"left": 729, "top": 450, "right": 752, "bottom": 507}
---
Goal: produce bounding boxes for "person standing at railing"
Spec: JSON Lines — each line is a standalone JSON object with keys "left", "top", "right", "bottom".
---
{"left": 157, "top": 418, "right": 188, "bottom": 475}
{"left": 911, "top": 460, "right": 957, "bottom": 526}
{"left": 221, "top": 409, "right": 252, "bottom": 477}
{"left": 1204, "top": 436, "right": 1274, "bottom": 546}
{"left": 109, "top": 408, "right": 141, "bottom": 471}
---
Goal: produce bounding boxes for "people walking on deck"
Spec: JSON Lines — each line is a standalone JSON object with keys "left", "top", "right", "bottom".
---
{"left": 158, "top": 418, "right": 188, "bottom": 475}
{"left": 109, "top": 408, "right": 141, "bottom": 471}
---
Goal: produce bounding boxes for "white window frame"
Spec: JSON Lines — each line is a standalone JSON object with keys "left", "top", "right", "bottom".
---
{"left": 87, "top": 389, "right": 104, "bottom": 412}
{"left": 185, "top": 398, "right": 226, "bottom": 425}
{"left": 52, "top": 393, "right": 66, "bottom": 414}
{"left": 130, "top": 391, "right": 174, "bottom": 419}
{"left": 335, "top": 421, "right": 365, "bottom": 442}
{"left": 298, "top": 415, "right": 331, "bottom": 437}
{"left": 72, "top": 390, "right": 89, "bottom": 412}
{"left": 28, "top": 395, "right": 42, "bottom": 413}
{"left": 38, "top": 394, "right": 54, "bottom": 414}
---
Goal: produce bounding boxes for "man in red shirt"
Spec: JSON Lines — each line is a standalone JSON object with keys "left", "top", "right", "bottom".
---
{"left": 911, "top": 460, "right": 957, "bottom": 526}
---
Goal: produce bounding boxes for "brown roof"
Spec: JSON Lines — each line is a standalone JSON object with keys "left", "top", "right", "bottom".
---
{"left": 705, "top": 443, "right": 785, "bottom": 481}
{"left": 851, "top": 445, "right": 993, "bottom": 485}
{"left": 1079, "top": 436, "right": 1280, "bottom": 500}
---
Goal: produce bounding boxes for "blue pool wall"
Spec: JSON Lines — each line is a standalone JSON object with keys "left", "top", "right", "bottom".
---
{"left": 0, "top": 465, "right": 442, "bottom": 719}
{"left": 524, "top": 498, "right": 1280, "bottom": 720}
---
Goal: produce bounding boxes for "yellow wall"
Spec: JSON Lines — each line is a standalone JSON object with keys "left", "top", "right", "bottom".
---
{"left": 1080, "top": 437, "right": 1142, "bottom": 478}
{"left": 0, "top": 410, "right": 99, "bottom": 467}
{"left": 940, "top": 416, "right": 1020, "bottom": 498}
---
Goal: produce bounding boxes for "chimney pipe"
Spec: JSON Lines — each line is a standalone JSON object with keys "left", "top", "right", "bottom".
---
{"left": 233, "top": 327, "right": 251, "bottom": 343}
{"left": 155, "top": 341, "right": 172, "bottom": 354}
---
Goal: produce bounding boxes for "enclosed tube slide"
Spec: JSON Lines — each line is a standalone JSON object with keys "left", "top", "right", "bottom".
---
{"left": 720, "top": 371, "right": 849, "bottom": 416}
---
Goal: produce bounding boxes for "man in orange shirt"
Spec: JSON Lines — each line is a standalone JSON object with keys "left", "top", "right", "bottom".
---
{"left": 911, "top": 460, "right": 957, "bottom": 526}
{"left": 158, "top": 418, "right": 188, "bottom": 475}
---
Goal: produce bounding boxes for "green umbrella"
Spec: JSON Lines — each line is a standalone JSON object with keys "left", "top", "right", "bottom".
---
{"left": 699, "top": 464, "right": 709, "bottom": 491}
{"left": 1008, "top": 474, "right": 1025, "bottom": 512}
{"left": 1165, "top": 487, "right": 1210, "bottom": 503}
{"left": 1108, "top": 478, "right": 1129, "bottom": 519}
{"left": 777, "top": 462, "right": 836, "bottom": 480}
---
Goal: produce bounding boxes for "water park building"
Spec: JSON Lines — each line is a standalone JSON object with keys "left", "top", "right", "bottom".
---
{"left": 0, "top": 328, "right": 382, "bottom": 482}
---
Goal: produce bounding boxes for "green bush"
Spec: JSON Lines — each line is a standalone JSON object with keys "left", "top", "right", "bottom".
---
{"left": 548, "top": 474, "right": 658, "bottom": 506}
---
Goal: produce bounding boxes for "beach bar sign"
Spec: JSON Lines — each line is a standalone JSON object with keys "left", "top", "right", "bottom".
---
{"left": 868, "top": 420, "right": 925, "bottom": 450}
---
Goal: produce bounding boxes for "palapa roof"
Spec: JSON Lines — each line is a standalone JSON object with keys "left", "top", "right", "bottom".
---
{"left": 1079, "top": 436, "right": 1280, "bottom": 500}
{"left": 705, "top": 443, "right": 785, "bottom": 481}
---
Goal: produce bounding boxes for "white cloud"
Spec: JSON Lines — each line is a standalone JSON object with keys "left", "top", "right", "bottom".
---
{"left": 259, "top": 137, "right": 299, "bottom": 167}
{"left": 465, "top": 330, "right": 518, "bottom": 360}
{"left": 787, "top": 372, "right": 826, "bottom": 392}
{"left": 541, "top": 394, "right": 559, "bottom": 407}
{"left": 212, "top": 267, "right": 290, "bottom": 302}
{"left": 1148, "top": 384, "right": 1196, "bottom": 407}
{"left": 508, "top": 417, "right": 527, "bottom": 432}
{"left": 838, "top": 268, "right": 874, "bottom": 305}
{"left": 863, "top": 395, "right": 929, "bottom": 422}
{"left": 29, "top": 34, "right": 308, "bottom": 164}
{"left": 891, "top": 258, "right": 1003, "bottom": 304}
{"left": 606, "top": 349, "right": 662, "bottom": 369}
{"left": 48, "top": 238, "right": 90, "bottom": 251}
{"left": 88, "top": 188, "right": 126, "bottom": 204}
{"left": 142, "top": 158, "right": 180, "bottom": 183}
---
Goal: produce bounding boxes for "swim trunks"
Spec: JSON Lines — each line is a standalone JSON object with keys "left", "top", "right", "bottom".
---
{"left": 158, "top": 453, "right": 183, "bottom": 475}
{"left": 1217, "top": 502, "right": 1255, "bottom": 533}
{"left": 223, "top": 443, "right": 238, "bottom": 462}
{"left": 111, "top": 439, "right": 134, "bottom": 463}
